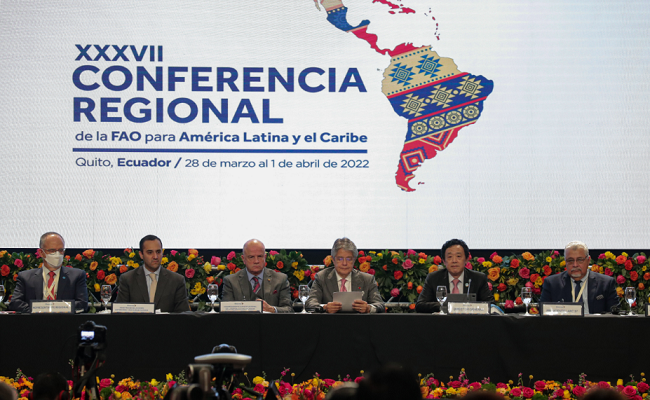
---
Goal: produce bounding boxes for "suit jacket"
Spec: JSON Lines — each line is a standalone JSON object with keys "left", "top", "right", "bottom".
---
{"left": 305, "top": 267, "right": 385, "bottom": 312}
{"left": 116, "top": 266, "right": 190, "bottom": 313}
{"left": 416, "top": 268, "right": 494, "bottom": 313}
{"left": 9, "top": 267, "right": 88, "bottom": 313}
{"left": 221, "top": 268, "right": 293, "bottom": 313}
{"left": 539, "top": 270, "right": 618, "bottom": 314}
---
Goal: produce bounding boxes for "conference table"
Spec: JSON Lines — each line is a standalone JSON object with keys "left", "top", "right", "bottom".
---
{"left": 1, "top": 312, "right": 647, "bottom": 384}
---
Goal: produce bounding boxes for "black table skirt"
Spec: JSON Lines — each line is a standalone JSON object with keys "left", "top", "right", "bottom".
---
{"left": 1, "top": 313, "right": 647, "bottom": 383}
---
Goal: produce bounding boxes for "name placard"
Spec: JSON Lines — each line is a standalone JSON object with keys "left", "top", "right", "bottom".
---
{"left": 31, "top": 300, "right": 74, "bottom": 314}
{"left": 220, "top": 301, "right": 262, "bottom": 313}
{"left": 112, "top": 303, "right": 155, "bottom": 314}
{"left": 540, "top": 303, "right": 584, "bottom": 316}
{"left": 448, "top": 302, "right": 490, "bottom": 315}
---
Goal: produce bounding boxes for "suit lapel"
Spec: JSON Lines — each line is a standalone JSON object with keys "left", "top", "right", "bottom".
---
{"left": 135, "top": 267, "right": 149, "bottom": 303}
{"left": 436, "top": 269, "right": 451, "bottom": 292}
{"left": 561, "top": 272, "right": 573, "bottom": 302}
{"left": 238, "top": 270, "right": 253, "bottom": 300}
{"left": 350, "top": 270, "right": 366, "bottom": 300}
{"left": 154, "top": 268, "right": 169, "bottom": 304}
{"left": 587, "top": 272, "right": 597, "bottom": 310}
{"left": 32, "top": 269, "right": 44, "bottom": 299}
{"left": 58, "top": 267, "right": 70, "bottom": 298}
{"left": 327, "top": 268, "right": 339, "bottom": 294}
{"left": 262, "top": 268, "right": 272, "bottom": 300}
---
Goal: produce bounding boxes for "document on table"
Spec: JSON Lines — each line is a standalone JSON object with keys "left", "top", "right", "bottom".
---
{"left": 333, "top": 291, "right": 363, "bottom": 312}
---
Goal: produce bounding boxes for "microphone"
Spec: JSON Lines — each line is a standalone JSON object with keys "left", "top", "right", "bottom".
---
{"left": 466, "top": 279, "right": 472, "bottom": 300}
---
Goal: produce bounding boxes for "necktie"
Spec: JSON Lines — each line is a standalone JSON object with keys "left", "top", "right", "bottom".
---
{"left": 47, "top": 271, "right": 56, "bottom": 300}
{"left": 340, "top": 278, "right": 347, "bottom": 292}
{"left": 252, "top": 276, "right": 260, "bottom": 293}
{"left": 575, "top": 281, "right": 583, "bottom": 303}
{"left": 149, "top": 273, "right": 157, "bottom": 303}
{"left": 452, "top": 279, "right": 460, "bottom": 294}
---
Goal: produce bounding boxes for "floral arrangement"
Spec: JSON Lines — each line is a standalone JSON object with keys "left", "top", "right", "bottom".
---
{"left": 1, "top": 248, "right": 648, "bottom": 313}
{"left": 2, "top": 369, "right": 648, "bottom": 400}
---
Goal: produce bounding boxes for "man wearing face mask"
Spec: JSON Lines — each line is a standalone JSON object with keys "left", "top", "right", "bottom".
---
{"left": 9, "top": 232, "right": 88, "bottom": 313}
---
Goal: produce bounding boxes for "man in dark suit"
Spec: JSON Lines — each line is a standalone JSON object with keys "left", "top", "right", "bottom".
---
{"left": 221, "top": 239, "right": 293, "bottom": 313}
{"left": 540, "top": 241, "right": 618, "bottom": 314}
{"left": 416, "top": 238, "right": 493, "bottom": 313}
{"left": 116, "top": 235, "right": 190, "bottom": 313}
{"left": 306, "top": 238, "right": 385, "bottom": 313}
{"left": 9, "top": 232, "right": 88, "bottom": 313}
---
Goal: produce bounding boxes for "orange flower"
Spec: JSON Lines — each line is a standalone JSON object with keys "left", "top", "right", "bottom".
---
{"left": 83, "top": 249, "right": 95, "bottom": 259}
{"left": 323, "top": 255, "right": 332, "bottom": 267}
{"left": 206, "top": 276, "right": 214, "bottom": 284}
{"left": 189, "top": 249, "right": 199, "bottom": 256}
{"left": 89, "top": 261, "right": 98, "bottom": 271}
{"left": 105, "top": 273, "right": 117, "bottom": 285}
{"left": 277, "top": 261, "right": 284, "bottom": 269}
{"left": 119, "top": 265, "right": 128, "bottom": 274}
{"left": 359, "top": 262, "right": 370, "bottom": 272}
{"left": 487, "top": 267, "right": 500, "bottom": 281}
{"left": 645, "top": 272, "right": 650, "bottom": 281}
{"left": 167, "top": 261, "right": 179, "bottom": 273}
{"left": 522, "top": 252, "right": 535, "bottom": 261}
{"left": 75, "top": 254, "right": 82, "bottom": 261}
{"left": 492, "top": 255, "right": 503, "bottom": 264}
{"left": 407, "top": 282, "right": 413, "bottom": 290}
{"left": 408, "top": 303, "right": 415, "bottom": 310}
{"left": 429, "top": 265, "right": 438, "bottom": 273}
{"left": 616, "top": 255, "right": 627, "bottom": 265}
{"left": 639, "top": 283, "right": 645, "bottom": 290}
{"left": 392, "top": 258, "right": 398, "bottom": 264}
{"left": 417, "top": 285, "right": 423, "bottom": 294}
{"left": 382, "top": 265, "right": 388, "bottom": 271}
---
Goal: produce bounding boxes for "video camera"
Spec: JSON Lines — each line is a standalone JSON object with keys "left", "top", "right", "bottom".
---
{"left": 78, "top": 320, "right": 107, "bottom": 350}
{"left": 166, "top": 344, "right": 254, "bottom": 400}
{"left": 72, "top": 321, "right": 108, "bottom": 398}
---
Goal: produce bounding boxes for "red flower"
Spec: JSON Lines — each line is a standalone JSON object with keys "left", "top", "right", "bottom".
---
{"left": 572, "top": 386, "right": 586, "bottom": 397}
{"left": 433, "top": 255, "right": 442, "bottom": 265}
{"left": 418, "top": 252, "right": 427, "bottom": 259}
{"left": 354, "top": 376, "right": 364, "bottom": 384}
{"left": 533, "top": 287, "right": 541, "bottom": 295}
{"left": 407, "top": 282, "right": 413, "bottom": 290}
{"left": 469, "top": 382, "right": 482, "bottom": 391}
{"left": 226, "top": 251, "right": 236, "bottom": 261}
{"left": 206, "top": 276, "right": 214, "bottom": 284}
{"left": 450, "top": 381, "right": 461, "bottom": 389}
{"left": 617, "top": 275, "right": 626, "bottom": 284}
{"left": 75, "top": 254, "right": 83, "bottom": 261}
{"left": 534, "top": 381, "right": 546, "bottom": 391}
{"left": 14, "top": 259, "right": 23, "bottom": 269}
{"left": 637, "top": 382, "right": 649, "bottom": 393}
{"left": 522, "top": 387, "right": 534, "bottom": 398}
{"left": 406, "top": 249, "right": 416, "bottom": 256}
{"left": 83, "top": 249, "right": 95, "bottom": 259}
{"left": 0, "top": 265, "right": 9, "bottom": 277}
{"left": 359, "top": 250, "right": 365, "bottom": 256}
{"left": 394, "top": 271, "right": 403, "bottom": 280}
{"left": 119, "top": 265, "right": 127, "bottom": 274}
{"left": 530, "top": 273, "right": 540, "bottom": 283}
{"left": 368, "top": 269, "right": 375, "bottom": 275}
{"left": 227, "top": 263, "right": 236, "bottom": 271}
{"left": 304, "top": 270, "right": 311, "bottom": 277}
{"left": 496, "top": 383, "right": 508, "bottom": 389}
{"left": 597, "top": 382, "right": 610, "bottom": 389}
{"left": 505, "top": 300, "right": 514, "bottom": 309}
{"left": 605, "top": 268, "right": 614, "bottom": 276}
{"left": 625, "top": 260, "right": 633, "bottom": 270}
{"left": 277, "top": 261, "right": 284, "bottom": 269}
{"left": 515, "top": 296, "right": 523, "bottom": 305}
{"left": 510, "top": 388, "right": 522, "bottom": 397}
{"left": 519, "top": 268, "right": 530, "bottom": 279}
{"left": 492, "top": 255, "right": 503, "bottom": 264}
{"left": 622, "top": 386, "right": 637, "bottom": 398}
{"left": 497, "top": 283, "right": 507, "bottom": 292}
{"left": 510, "top": 259, "right": 520, "bottom": 268}
{"left": 391, "top": 258, "right": 398, "bottom": 265}
{"left": 185, "top": 269, "right": 195, "bottom": 279}
{"left": 543, "top": 265, "right": 552, "bottom": 276}
{"left": 630, "top": 271, "right": 639, "bottom": 281}
{"left": 99, "top": 379, "right": 112, "bottom": 389}
{"left": 97, "top": 270, "right": 105, "bottom": 281}
{"left": 402, "top": 259, "right": 414, "bottom": 270}
{"left": 616, "top": 255, "right": 627, "bottom": 265}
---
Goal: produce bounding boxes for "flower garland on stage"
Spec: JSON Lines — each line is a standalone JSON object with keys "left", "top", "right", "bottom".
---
{"left": 0, "top": 249, "right": 647, "bottom": 313}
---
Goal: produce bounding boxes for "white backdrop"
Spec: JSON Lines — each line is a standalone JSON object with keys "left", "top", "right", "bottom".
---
{"left": 0, "top": 0, "right": 648, "bottom": 250}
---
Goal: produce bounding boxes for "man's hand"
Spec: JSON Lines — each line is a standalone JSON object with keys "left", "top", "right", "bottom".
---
{"left": 324, "top": 301, "right": 342, "bottom": 313}
{"left": 258, "top": 299, "right": 275, "bottom": 313}
{"left": 352, "top": 299, "right": 371, "bottom": 313}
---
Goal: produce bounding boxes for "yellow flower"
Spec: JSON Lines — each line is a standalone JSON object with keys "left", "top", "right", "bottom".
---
{"left": 622, "top": 252, "right": 629, "bottom": 258}
{"left": 161, "top": 257, "right": 168, "bottom": 265}
{"left": 459, "top": 387, "right": 468, "bottom": 396}
{"left": 166, "top": 373, "right": 173, "bottom": 381}
{"left": 377, "top": 253, "right": 383, "bottom": 257}
{"left": 546, "top": 257, "right": 552, "bottom": 263}
{"left": 262, "top": 381, "right": 269, "bottom": 388}
{"left": 535, "top": 277, "right": 543, "bottom": 286}
{"left": 133, "top": 263, "right": 139, "bottom": 269}
{"left": 446, "top": 388, "right": 457, "bottom": 395}
{"left": 129, "top": 252, "right": 135, "bottom": 258}
{"left": 560, "top": 260, "right": 566, "bottom": 267}
{"left": 605, "top": 251, "right": 615, "bottom": 259}
{"left": 122, "top": 393, "right": 132, "bottom": 400}
{"left": 617, "top": 379, "right": 624, "bottom": 386}
{"left": 204, "top": 262, "right": 212, "bottom": 273}
{"left": 507, "top": 277, "right": 519, "bottom": 286}
{"left": 127, "top": 260, "right": 134, "bottom": 267}
{"left": 291, "top": 262, "right": 298, "bottom": 269}
{"left": 0, "top": 250, "right": 6, "bottom": 257}
{"left": 494, "top": 293, "right": 500, "bottom": 302}
{"left": 113, "top": 393, "right": 122, "bottom": 400}
{"left": 190, "top": 282, "right": 205, "bottom": 296}
{"left": 433, "top": 388, "right": 444, "bottom": 397}
{"left": 429, "top": 265, "right": 438, "bottom": 273}
{"left": 418, "top": 258, "right": 425, "bottom": 264}
{"left": 643, "top": 266, "right": 647, "bottom": 271}
{"left": 107, "top": 265, "right": 113, "bottom": 271}
{"left": 483, "top": 261, "right": 493, "bottom": 268}
{"left": 293, "top": 270, "right": 305, "bottom": 280}
{"left": 522, "top": 252, "right": 535, "bottom": 261}
{"left": 563, "top": 390, "right": 571, "bottom": 399}
{"left": 497, "top": 388, "right": 507, "bottom": 395}
{"left": 188, "top": 254, "right": 196, "bottom": 262}
{"left": 94, "top": 283, "right": 100, "bottom": 292}
{"left": 617, "top": 287, "right": 624, "bottom": 296}
{"left": 217, "top": 264, "right": 226, "bottom": 271}
{"left": 151, "top": 379, "right": 159, "bottom": 386}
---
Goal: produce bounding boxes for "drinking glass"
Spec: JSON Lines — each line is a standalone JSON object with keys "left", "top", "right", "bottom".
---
{"left": 207, "top": 284, "right": 219, "bottom": 313}
{"left": 0, "top": 285, "right": 5, "bottom": 303}
{"left": 100, "top": 285, "right": 111, "bottom": 312}
{"left": 299, "top": 285, "right": 310, "bottom": 314}
{"left": 521, "top": 287, "right": 532, "bottom": 316}
{"left": 625, "top": 287, "right": 636, "bottom": 316}
{"left": 436, "top": 286, "right": 447, "bottom": 315}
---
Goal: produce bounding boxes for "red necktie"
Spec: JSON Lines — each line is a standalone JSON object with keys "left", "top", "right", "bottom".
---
{"left": 47, "top": 271, "right": 56, "bottom": 300}
{"left": 340, "top": 278, "right": 347, "bottom": 292}
{"left": 252, "top": 276, "right": 260, "bottom": 293}
{"left": 452, "top": 279, "right": 460, "bottom": 294}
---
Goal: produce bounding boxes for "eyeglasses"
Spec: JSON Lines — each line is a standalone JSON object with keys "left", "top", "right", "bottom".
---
{"left": 565, "top": 257, "right": 587, "bottom": 264}
{"left": 335, "top": 257, "right": 354, "bottom": 263}
{"left": 42, "top": 248, "right": 65, "bottom": 255}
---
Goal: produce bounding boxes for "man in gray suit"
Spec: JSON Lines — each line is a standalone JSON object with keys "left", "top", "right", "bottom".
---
{"left": 116, "top": 234, "right": 190, "bottom": 313}
{"left": 221, "top": 239, "right": 293, "bottom": 313}
{"left": 306, "top": 238, "right": 385, "bottom": 313}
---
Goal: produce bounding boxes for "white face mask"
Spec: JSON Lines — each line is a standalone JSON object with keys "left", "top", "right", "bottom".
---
{"left": 44, "top": 251, "right": 64, "bottom": 268}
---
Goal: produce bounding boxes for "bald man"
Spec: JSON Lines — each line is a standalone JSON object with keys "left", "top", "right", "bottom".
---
{"left": 221, "top": 239, "right": 293, "bottom": 313}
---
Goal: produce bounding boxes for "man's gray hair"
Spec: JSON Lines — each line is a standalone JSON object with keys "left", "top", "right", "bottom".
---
{"left": 331, "top": 237, "right": 358, "bottom": 258}
{"left": 39, "top": 232, "right": 64, "bottom": 248}
{"left": 243, "top": 239, "right": 265, "bottom": 255}
{"left": 564, "top": 241, "right": 589, "bottom": 259}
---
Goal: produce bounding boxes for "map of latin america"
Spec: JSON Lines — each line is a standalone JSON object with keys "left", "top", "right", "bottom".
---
{"left": 313, "top": 0, "right": 494, "bottom": 192}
